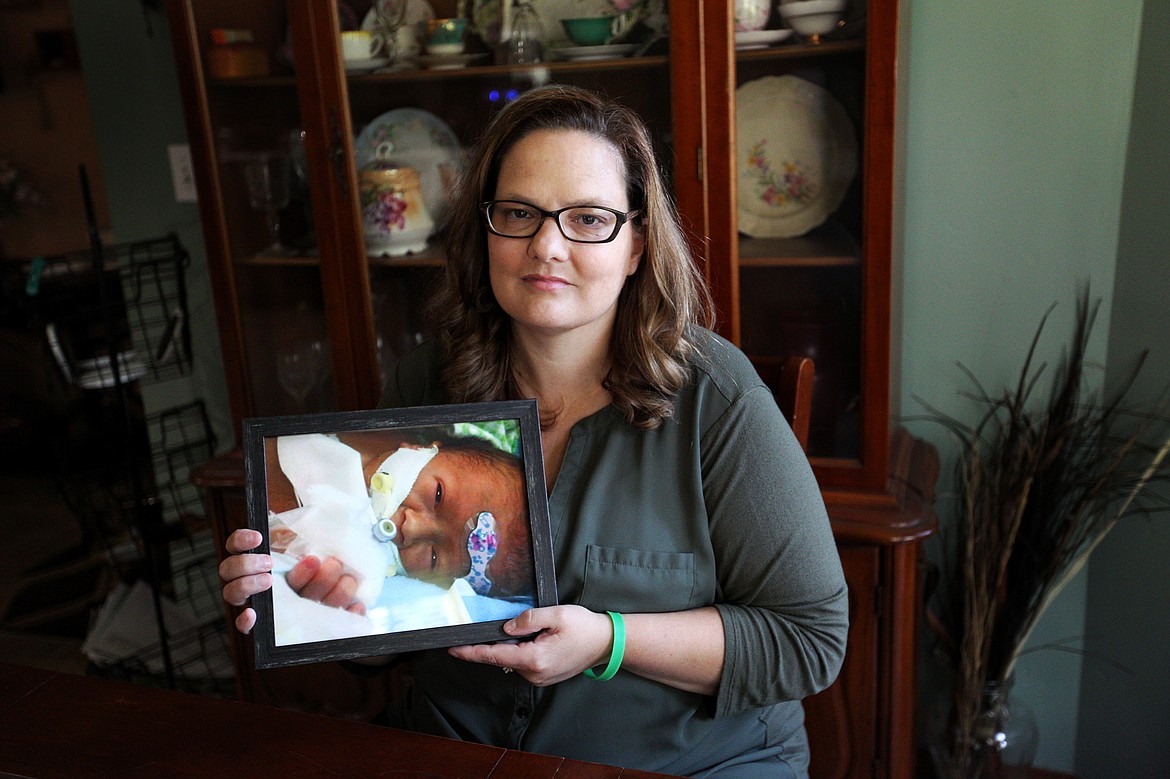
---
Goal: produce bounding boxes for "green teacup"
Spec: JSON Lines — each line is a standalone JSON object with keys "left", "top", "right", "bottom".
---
{"left": 421, "top": 17, "right": 468, "bottom": 46}
{"left": 561, "top": 17, "right": 615, "bottom": 46}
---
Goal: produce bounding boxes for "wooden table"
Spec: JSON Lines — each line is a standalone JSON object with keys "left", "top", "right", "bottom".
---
{"left": 0, "top": 663, "right": 670, "bottom": 777}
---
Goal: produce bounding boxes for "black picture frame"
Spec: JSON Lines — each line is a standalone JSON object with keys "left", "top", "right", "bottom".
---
{"left": 242, "top": 400, "right": 555, "bottom": 669}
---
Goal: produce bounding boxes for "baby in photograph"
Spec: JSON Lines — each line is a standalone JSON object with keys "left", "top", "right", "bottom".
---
{"left": 265, "top": 429, "right": 534, "bottom": 645}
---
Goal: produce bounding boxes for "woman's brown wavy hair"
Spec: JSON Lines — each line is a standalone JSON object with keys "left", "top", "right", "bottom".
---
{"left": 430, "top": 84, "right": 714, "bottom": 430}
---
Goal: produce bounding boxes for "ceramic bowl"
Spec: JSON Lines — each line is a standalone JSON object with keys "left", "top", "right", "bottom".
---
{"left": 779, "top": 0, "right": 846, "bottom": 38}
{"left": 561, "top": 17, "right": 613, "bottom": 46}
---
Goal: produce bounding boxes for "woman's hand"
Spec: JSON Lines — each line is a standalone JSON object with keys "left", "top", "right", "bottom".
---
{"left": 219, "top": 529, "right": 272, "bottom": 635}
{"left": 449, "top": 606, "right": 725, "bottom": 694}
{"left": 219, "top": 529, "right": 365, "bottom": 635}
{"left": 447, "top": 605, "right": 615, "bottom": 686}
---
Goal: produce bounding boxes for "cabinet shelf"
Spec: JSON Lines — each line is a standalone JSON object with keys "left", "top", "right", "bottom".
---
{"left": 239, "top": 246, "right": 445, "bottom": 268}
{"left": 735, "top": 38, "right": 864, "bottom": 64}
{"left": 350, "top": 54, "right": 670, "bottom": 82}
{"left": 211, "top": 54, "right": 671, "bottom": 90}
{"left": 209, "top": 41, "right": 860, "bottom": 90}
{"left": 739, "top": 223, "right": 860, "bottom": 268}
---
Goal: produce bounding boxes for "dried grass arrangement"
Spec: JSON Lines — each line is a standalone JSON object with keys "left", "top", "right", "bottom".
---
{"left": 918, "top": 289, "right": 1170, "bottom": 776}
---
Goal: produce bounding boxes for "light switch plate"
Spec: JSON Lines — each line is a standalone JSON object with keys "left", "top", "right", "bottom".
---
{"left": 168, "top": 143, "right": 198, "bottom": 203}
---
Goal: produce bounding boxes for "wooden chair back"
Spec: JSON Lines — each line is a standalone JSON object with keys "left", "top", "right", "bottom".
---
{"left": 776, "top": 356, "right": 814, "bottom": 452}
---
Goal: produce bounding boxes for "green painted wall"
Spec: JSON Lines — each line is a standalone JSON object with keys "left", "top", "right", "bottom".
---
{"left": 897, "top": 0, "right": 1147, "bottom": 772}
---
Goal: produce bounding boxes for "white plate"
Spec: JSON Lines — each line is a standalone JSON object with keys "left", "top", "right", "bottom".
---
{"left": 550, "top": 43, "right": 638, "bottom": 61}
{"left": 735, "top": 75, "right": 857, "bottom": 238}
{"left": 354, "top": 108, "right": 462, "bottom": 228}
{"left": 735, "top": 29, "right": 794, "bottom": 50}
{"left": 408, "top": 52, "right": 490, "bottom": 70}
{"left": 344, "top": 56, "right": 391, "bottom": 72}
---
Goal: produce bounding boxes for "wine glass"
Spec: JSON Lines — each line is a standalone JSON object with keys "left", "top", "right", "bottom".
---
{"left": 275, "top": 339, "right": 325, "bottom": 411}
{"left": 242, "top": 151, "right": 292, "bottom": 253}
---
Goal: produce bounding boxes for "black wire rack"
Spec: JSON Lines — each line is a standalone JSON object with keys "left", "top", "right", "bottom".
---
{"left": 28, "top": 233, "right": 193, "bottom": 387}
{"left": 16, "top": 232, "right": 232, "bottom": 693}
{"left": 146, "top": 400, "right": 217, "bottom": 528}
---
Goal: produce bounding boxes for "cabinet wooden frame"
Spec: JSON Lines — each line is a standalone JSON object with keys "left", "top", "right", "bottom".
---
{"left": 170, "top": 1, "right": 938, "bottom": 776}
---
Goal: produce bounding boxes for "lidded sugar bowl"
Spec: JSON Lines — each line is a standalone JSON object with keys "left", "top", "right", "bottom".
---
{"left": 359, "top": 142, "right": 434, "bottom": 257}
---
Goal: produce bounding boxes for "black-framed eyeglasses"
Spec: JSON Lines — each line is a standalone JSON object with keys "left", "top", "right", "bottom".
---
{"left": 480, "top": 199, "right": 640, "bottom": 244}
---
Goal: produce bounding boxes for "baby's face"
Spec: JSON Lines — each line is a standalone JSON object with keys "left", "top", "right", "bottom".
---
{"left": 387, "top": 450, "right": 516, "bottom": 587}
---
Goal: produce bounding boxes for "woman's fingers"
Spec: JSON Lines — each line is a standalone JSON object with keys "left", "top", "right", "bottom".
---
{"left": 235, "top": 607, "right": 257, "bottom": 635}
{"left": 225, "top": 528, "right": 263, "bottom": 554}
{"left": 218, "top": 547, "right": 273, "bottom": 585}
{"left": 222, "top": 571, "right": 272, "bottom": 607}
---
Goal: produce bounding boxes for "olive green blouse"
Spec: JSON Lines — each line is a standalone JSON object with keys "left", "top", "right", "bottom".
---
{"left": 379, "top": 328, "right": 848, "bottom": 777}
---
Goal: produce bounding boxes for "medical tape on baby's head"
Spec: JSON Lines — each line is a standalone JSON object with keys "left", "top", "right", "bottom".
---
{"left": 368, "top": 445, "right": 438, "bottom": 542}
{"left": 464, "top": 511, "right": 498, "bottom": 595}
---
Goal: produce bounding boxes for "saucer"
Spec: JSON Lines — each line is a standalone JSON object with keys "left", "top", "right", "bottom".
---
{"left": 408, "top": 52, "right": 489, "bottom": 69}
{"left": 344, "top": 56, "right": 391, "bottom": 72}
{"left": 735, "top": 29, "right": 794, "bottom": 50}
{"left": 550, "top": 43, "right": 637, "bottom": 61}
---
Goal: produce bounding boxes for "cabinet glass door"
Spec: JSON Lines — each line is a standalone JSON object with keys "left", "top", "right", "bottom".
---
{"left": 177, "top": 0, "right": 686, "bottom": 427}
{"left": 728, "top": 0, "right": 892, "bottom": 493}
{"left": 176, "top": 0, "right": 337, "bottom": 419}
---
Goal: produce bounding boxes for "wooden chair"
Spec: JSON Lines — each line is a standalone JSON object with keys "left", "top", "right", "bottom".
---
{"left": 775, "top": 356, "right": 814, "bottom": 452}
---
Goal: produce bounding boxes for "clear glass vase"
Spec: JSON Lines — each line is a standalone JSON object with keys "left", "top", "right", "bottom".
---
{"left": 928, "top": 677, "right": 1040, "bottom": 779}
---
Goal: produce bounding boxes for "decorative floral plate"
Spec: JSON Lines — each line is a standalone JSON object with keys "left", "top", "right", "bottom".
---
{"left": 735, "top": 75, "right": 857, "bottom": 238}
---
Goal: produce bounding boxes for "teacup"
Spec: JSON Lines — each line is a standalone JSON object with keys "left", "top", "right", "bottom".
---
{"left": 561, "top": 15, "right": 634, "bottom": 46}
{"left": 733, "top": 0, "right": 771, "bottom": 32}
{"left": 340, "top": 30, "right": 384, "bottom": 61}
{"left": 421, "top": 17, "right": 468, "bottom": 46}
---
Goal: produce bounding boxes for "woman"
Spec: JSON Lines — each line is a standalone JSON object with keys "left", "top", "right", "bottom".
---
{"left": 221, "top": 84, "right": 848, "bottom": 777}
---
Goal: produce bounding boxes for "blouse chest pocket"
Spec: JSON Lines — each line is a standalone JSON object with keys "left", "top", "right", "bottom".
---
{"left": 577, "top": 545, "right": 699, "bottom": 614}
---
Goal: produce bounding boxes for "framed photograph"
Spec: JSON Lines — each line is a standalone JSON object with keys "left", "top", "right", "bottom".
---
{"left": 242, "top": 399, "right": 555, "bottom": 669}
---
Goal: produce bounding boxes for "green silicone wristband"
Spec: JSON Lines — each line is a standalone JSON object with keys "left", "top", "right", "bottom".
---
{"left": 583, "top": 611, "right": 625, "bottom": 681}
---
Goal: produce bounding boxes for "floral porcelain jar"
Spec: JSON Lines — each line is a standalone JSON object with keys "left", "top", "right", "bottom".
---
{"left": 359, "top": 152, "right": 433, "bottom": 257}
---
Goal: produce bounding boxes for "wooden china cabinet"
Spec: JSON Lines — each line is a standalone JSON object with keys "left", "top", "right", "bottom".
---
{"left": 169, "top": 1, "right": 935, "bottom": 776}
